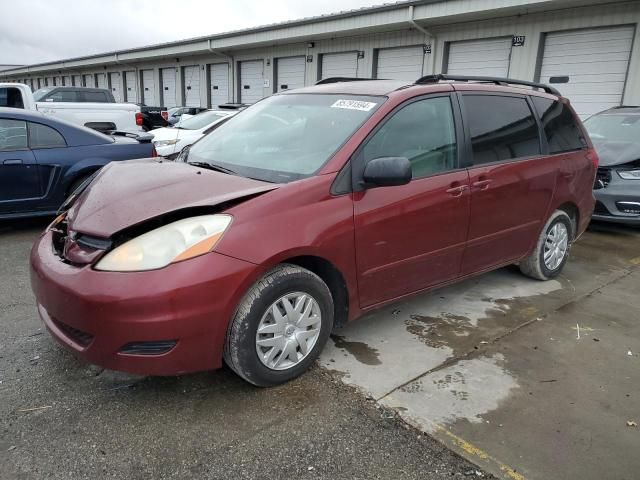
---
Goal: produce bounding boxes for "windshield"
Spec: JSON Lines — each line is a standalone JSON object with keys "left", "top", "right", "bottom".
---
{"left": 584, "top": 114, "right": 640, "bottom": 143}
{"left": 187, "top": 93, "right": 383, "bottom": 183}
{"left": 33, "top": 88, "right": 53, "bottom": 101}
{"left": 178, "top": 110, "right": 229, "bottom": 130}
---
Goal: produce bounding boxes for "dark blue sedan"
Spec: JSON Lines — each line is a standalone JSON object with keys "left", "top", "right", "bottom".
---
{"left": 0, "top": 108, "right": 154, "bottom": 219}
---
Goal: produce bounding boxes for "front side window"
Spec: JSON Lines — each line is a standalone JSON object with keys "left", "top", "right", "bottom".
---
{"left": 0, "top": 119, "right": 28, "bottom": 150}
{"left": 532, "top": 97, "right": 587, "bottom": 154}
{"left": 463, "top": 95, "right": 541, "bottom": 165}
{"left": 187, "top": 94, "right": 383, "bottom": 183}
{"left": 46, "top": 90, "right": 78, "bottom": 102}
{"left": 362, "top": 96, "right": 457, "bottom": 179}
{"left": 28, "top": 122, "right": 66, "bottom": 149}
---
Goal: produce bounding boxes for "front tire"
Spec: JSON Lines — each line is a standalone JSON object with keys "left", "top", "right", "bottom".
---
{"left": 519, "top": 210, "right": 573, "bottom": 280}
{"left": 224, "top": 264, "right": 334, "bottom": 387}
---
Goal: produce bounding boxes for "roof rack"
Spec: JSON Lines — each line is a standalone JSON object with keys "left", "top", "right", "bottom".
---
{"left": 315, "top": 77, "right": 376, "bottom": 85}
{"left": 415, "top": 74, "right": 561, "bottom": 96}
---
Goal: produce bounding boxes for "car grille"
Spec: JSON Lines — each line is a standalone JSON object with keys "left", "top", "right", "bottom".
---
{"left": 50, "top": 218, "right": 111, "bottom": 265}
{"left": 52, "top": 318, "right": 94, "bottom": 347}
{"left": 595, "top": 168, "right": 611, "bottom": 189}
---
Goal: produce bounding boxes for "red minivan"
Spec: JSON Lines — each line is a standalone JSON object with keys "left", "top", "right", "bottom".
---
{"left": 30, "top": 75, "right": 597, "bottom": 386}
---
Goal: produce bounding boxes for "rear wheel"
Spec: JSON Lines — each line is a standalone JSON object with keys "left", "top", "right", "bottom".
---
{"left": 519, "top": 210, "right": 573, "bottom": 280}
{"left": 224, "top": 264, "right": 334, "bottom": 387}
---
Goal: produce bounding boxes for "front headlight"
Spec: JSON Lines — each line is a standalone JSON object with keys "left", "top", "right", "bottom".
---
{"left": 154, "top": 139, "right": 178, "bottom": 147}
{"left": 95, "top": 215, "right": 232, "bottom": 272}
{"left": 618, "top": 169, "right": 640, "bottom": 180}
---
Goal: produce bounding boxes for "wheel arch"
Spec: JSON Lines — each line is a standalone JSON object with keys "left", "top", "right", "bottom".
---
{"left": 280, "top": 255, "right": 350, "bottom": 328}
{"left": 556, "top": 201, "right": 580, "bottom": 239}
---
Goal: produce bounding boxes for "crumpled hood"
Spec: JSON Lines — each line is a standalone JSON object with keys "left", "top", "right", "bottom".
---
{"left": 593, "top": 140, "right": 640, "bottom": 167}
{"left": 67, "top": 159, "right": 279, "bottom": 237}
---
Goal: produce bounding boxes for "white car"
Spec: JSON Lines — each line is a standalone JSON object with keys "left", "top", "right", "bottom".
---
{"left": 0, "top": 83, "right": 142, "bottom": 132}
{"left": 152, "top": 109, "right": 236, "bottom": 158}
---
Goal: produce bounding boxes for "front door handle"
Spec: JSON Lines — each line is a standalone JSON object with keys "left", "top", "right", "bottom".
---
{"left": 3, "top": 159, "right": 23, "bottom": 165}
{"left": 472, "top": 179, "right": 492, "bottom": 190}
{"left": 446, "top": 184, "right": 469, "bottom": 197}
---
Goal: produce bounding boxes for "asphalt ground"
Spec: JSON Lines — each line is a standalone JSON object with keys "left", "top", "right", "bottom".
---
{"left": 0, "top": 218, "right": 489, "bottom": 480}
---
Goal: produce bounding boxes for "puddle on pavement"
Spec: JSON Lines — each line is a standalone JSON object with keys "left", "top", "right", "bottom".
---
{"left": 401, "top": 272, "right": 560, "bottom": 356}
{"left": 331, "top": 334, "right": 382, "bottom": 365}
{"left": 384, "top": 354, "right": 519, "bottom": 432}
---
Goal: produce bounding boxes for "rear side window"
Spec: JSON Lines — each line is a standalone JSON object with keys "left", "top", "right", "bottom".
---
{"left": 0, "top": 87, "right": 25, "bottom": 108}
{"left": 531, "top": 97, "right": 587, "bottom": 154}
{"left": 0, "top": 119, "right": 28, "bottom": 150}
{"left": 46, "top": 90, "right": 79, "bottom": 102}
{"left": 81, "top": 91, "right": 109, "bottom": 102}
{"left": 363, "top": 96, "right": 457, "bottom": 179}
{"left": 28, "top": 122, "right": 66, "bottom": 149}
{"left": 463, "top": 95, "right": 541, "bottom": 165}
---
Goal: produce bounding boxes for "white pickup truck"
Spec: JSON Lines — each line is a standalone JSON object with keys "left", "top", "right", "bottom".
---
{"left": 0, "top": 83, "right": 142, "bottom": 133}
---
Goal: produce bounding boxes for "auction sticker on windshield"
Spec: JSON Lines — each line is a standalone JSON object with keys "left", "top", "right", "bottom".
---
{"left": 331, "top": 99, "right": 377, "bottom": 111}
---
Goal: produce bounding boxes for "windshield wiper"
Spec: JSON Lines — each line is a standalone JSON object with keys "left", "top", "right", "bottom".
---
{"left": 187, "top": 161, "right": 237, "bottom": 175}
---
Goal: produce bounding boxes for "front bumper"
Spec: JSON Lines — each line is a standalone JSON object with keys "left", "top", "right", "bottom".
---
{"left": 30, "top": 231, "right": 258, "bottom": 376}
{"left": 593, "top": 179, "right": 640, "bottom": 225}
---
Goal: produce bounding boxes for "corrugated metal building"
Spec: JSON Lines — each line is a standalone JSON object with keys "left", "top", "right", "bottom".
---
{"left": 2, "top": 0, "right": 639, "bottom": 117}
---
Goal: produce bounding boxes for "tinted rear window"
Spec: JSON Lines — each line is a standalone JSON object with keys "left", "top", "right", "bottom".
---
{"left": 28, "top": 122, "right": 66, "bottom": 148}
{"left": 531, "top": 97, "right": 587, "bottom": 154}
{"left": 82, "top": 91, "right": 110, "bottom": 102}
{"left": 463, "top": 95, "right": 541, "bottom": 165}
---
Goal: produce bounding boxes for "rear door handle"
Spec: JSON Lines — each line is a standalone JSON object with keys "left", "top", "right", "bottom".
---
{"left": 446, "top": 185, "right": 469, "bottom": 197}
{"left": 472, "top": 179, "right": 492, "bottom": 190}
{"left": 3, "top": 159, "right": 23, "bottom": 165}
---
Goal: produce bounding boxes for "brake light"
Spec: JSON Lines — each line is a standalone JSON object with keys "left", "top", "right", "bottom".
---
{"left": 587, "top": 150, "right": 599, "bottom": 169}
{"left": 161, "top": 110, "right": 168, "bottom": 121}
{"left": 135, "top": 112, "right": 144, "bottom": 126}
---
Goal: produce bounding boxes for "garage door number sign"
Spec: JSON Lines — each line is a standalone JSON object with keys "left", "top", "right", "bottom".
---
{"left": 512, "top": 35, "right": 526, "bottom": 47}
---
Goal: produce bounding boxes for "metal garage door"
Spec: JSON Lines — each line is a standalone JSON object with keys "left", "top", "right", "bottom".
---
{"left": 124, "top": 71, "right": 137, "bottom": 102}
{"left": 239, "top": 60, "right": 264, "bottom": 104}
{"left": 446, "top": 38, "right": 512, "bottom": 77}
{"left": 55, "top": 76, "right": 62, "bottom": 86}
{"left": 182, "top": 65, "right": 201, "bottom": 107}
{"left": 109, "top": 73, "right": 122, "bottom": 102}
{"left": 96, "top": 73, "right": 107, "bottom": 90}
{"left": 276, "top": 56, "right": 305, "bottom": 92}
{"left": 83, "top": 74, "right": 94, "bottom": 88}
{"left": 209, "top": 63, "right": 229, "bottom": 107}
{"left": 320, "top": 52, "right": 358, "bottom": 79}
{"left": 539, "top": 26, "right": 634, "bottom": 118}
{"left": 62, "top": 76, "right": 71, "bottom": 86}
{"left": 72, "top": 75, "right": 81, "bottom": 87}
{"left": 141, "top": 69, "right": 156, "bottom": 106}
{"left": 376, "top": 46, "right": 425, "bottom": 81}
{"left": 160, "top": 68, "right": 177, "bottom": 108}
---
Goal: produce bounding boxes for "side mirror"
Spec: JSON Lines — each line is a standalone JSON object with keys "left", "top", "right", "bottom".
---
{"left": 362, "top": 157, "right": 412, "bottom": 188}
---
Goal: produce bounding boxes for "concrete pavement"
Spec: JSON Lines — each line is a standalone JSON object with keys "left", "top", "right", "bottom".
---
{"left": 320, "top": 224, "right": 640, "bottom": 480}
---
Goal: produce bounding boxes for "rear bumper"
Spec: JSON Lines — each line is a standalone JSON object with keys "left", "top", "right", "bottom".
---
{"left": 30, "top": 231, "right": 258, "bottom": 376}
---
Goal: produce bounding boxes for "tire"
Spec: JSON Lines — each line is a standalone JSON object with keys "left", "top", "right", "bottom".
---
{"left": 519, "top": 210, "right": 573, "bottom": 280}
{"left": 224, "top": 264, "right": 334, "bottom": 387}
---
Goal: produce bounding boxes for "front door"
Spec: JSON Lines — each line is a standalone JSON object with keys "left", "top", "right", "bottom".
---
{"left": 353, "top": 95, "right": 470, "bottom": 308}
{"left": 458, "top": 93, "right": 557, "bottom": 275}
{"left": 0, "top": 118, "right": 42, "bottom": 215}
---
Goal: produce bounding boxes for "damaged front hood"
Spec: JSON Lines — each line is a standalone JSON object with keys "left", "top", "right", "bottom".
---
{"left": 67, "top": 159, "right": 279, "bottom": 237}
{"left": 592, "top": 140, "right": 640, "bottom": 167}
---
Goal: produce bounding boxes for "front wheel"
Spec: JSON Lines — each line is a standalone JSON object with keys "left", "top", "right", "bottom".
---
{"left": 519, "top": 210, "right": 573, "bottom": 280}
{"left": 224, "top": 264, "right": 334, "bottom": 387}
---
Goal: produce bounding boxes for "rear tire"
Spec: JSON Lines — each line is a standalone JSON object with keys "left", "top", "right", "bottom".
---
{"left": 519, "top": 210, "right": 573, "bottom": 280}
{"left": 224, "top": 264, "right": 334, "bottom": 387}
